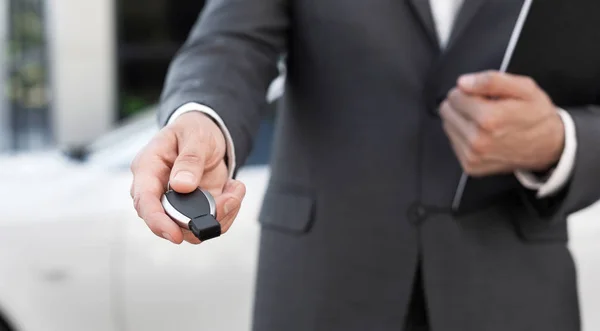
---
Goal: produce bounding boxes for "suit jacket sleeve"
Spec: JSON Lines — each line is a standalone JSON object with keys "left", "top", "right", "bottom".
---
{"left": 520, "top": 105, "right": 600, "bottom": 222}
{"left": 158, "top": 0, "right": 289, "bottom": 170}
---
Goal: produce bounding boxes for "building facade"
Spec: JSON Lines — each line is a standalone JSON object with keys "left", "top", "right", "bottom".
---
{"left": 1, "top": 0, "right": 53, "bottom": 151}
{"left": 1, "top": 0, "right": 204, "bottom": 153}
{"left": 0, "top": 0, "right": 8, "bottom": 151}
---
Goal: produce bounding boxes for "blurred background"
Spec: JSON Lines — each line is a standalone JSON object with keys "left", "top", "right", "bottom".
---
{"left": 0, "top": 1, "right": 276, "bottom": 330}
{"left": 0, "top": 1, "right": 599, "bottom": 331}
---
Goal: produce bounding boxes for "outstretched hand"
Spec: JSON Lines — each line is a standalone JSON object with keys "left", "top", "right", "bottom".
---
{"left": 130, "top": 112, "right": 246, "bottom": 244}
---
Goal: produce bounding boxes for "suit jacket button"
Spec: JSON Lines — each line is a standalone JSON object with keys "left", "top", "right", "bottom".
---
{"left": 407, "top": 203, "right": 428, "bottom": 225}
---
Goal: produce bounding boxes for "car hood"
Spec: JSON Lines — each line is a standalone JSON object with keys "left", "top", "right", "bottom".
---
{"left": 0, "top": 151, "right": 271, "bottom": 226}
{"left": 0, "top": 151, "right": 134, "bottom": 224}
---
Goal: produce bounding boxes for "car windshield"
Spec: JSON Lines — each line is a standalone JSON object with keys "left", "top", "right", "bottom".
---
{"left": 83, "top": 108, "right": 159, "bottom": 170}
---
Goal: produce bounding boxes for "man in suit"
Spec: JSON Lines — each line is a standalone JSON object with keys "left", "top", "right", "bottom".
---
{"left": 130, "top": 0, "right": 600, "bottom": 329}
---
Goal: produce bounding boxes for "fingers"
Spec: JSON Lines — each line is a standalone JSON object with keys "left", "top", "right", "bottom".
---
{"left": 183, "top": 162, "right": 228, "bottom": 245}
{"left": 444, "top": 122, "right": 508, "bottom": 177}
{"left": 446, "top": 88, "right": 482, "bottom": 123}
{"left": 169, "top": 133, "right": 209, "bottom": 193}
{"left": 168, "top": 112, "right": 227, "bottom": 194}
{"left": 441, "top": 101, "right": 509, "bottom": 177}
{"left": 215, "top": 180, "right": 247, "bottom": 234}
{"left": 131, "top": 175, "right": 184, "bottom": 244}
{"left": 447, "top": 88, "right": 503, "bottom": 132}
{"left": 131, "top": 133, "right": 184, "bottom": 244}
{"left": 441, "top": 101, "right": 476, "bottom": 162}
{"left": 457, "top": 70, "right": 540, "bottom": 100}
{"left": 179, "top": 179, "right": 246, "bottom": 245}
{"left": 200, "top": 161, "right": 229, "bottom": 197}
{"left": 183, "top": 162, "right": 227, "bottom": 245}
{"left": 134, "top": 190, "right": 184, "bottom": 244}
{"left": 446, "top": 88, "right": 506, "bottom": 133}
{"left": 132, "top": 113, "right": 229, "bottom": 245}
{"left": 440, "top": 100, "right": 479, "bottom": 145}
{"left": 130, "top": 133, "right": 175, "bottom": 201}
{"left": 182, "top": 229, "right": 202, "bottom": 245}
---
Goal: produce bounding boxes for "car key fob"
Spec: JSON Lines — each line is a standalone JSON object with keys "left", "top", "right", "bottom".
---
{"left": 161, "top": 187, "right": 220, "bottom": 241}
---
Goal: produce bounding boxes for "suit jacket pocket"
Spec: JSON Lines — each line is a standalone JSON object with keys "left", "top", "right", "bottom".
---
{"left": 258, "top": 185, "right": 316, "bottom": 235}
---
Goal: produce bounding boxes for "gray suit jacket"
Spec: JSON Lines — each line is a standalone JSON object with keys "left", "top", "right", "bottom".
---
{"left": 159, "top": 0, "right": 600, "bottom": 330}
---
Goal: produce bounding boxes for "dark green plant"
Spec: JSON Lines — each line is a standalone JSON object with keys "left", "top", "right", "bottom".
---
{"left": 122, "top": 95, "right": 152, "bottom": 116}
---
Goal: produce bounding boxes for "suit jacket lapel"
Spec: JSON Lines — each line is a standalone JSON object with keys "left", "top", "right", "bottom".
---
{"left": 445, "top": 0, "right": 487, "bottom": 51}
{"left": 406, "top": 0, "right": 440, "bottom": 49}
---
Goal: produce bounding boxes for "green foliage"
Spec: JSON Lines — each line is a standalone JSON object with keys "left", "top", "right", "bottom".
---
{"left": 9, "top": 9, "right": 44, "bottom": 51}
{"left": 5, "top": 3, "right": 49, "bottom": 109}
{"left": 122, "top": 95, "right": 152, "bottom": 117}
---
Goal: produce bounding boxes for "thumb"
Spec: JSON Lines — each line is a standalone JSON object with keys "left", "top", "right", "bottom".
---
{"left": 457, "top": 71, "right": 537, "bottom": 100}
{"left": 169, "top": 137, "right": 208, "bottom": 193}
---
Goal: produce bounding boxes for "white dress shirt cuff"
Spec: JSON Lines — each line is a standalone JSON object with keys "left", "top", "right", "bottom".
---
{"left": 515, "top": 109, "right": 577, "bottom": 198}
{"left": 167, "top": 103, "right": 236, "bottom": 179}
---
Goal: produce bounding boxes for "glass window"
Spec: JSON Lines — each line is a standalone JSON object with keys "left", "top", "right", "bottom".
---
{"left": 5, "top": 0, "right": 51, "bottom": 151}
{"left": 116, "top": 0, "right": 206, "bottom": 119}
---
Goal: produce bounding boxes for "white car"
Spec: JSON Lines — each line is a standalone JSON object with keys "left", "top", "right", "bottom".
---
{"left": 0, "top": 110, "right": 270, "bottom": 331}
{"left": 0, "top": 109, "right": 599, "bottom": 331}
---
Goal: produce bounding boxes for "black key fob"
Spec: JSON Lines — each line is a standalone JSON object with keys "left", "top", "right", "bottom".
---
{"left": 161, "top": 187, "right": 221, "bottom": 241}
